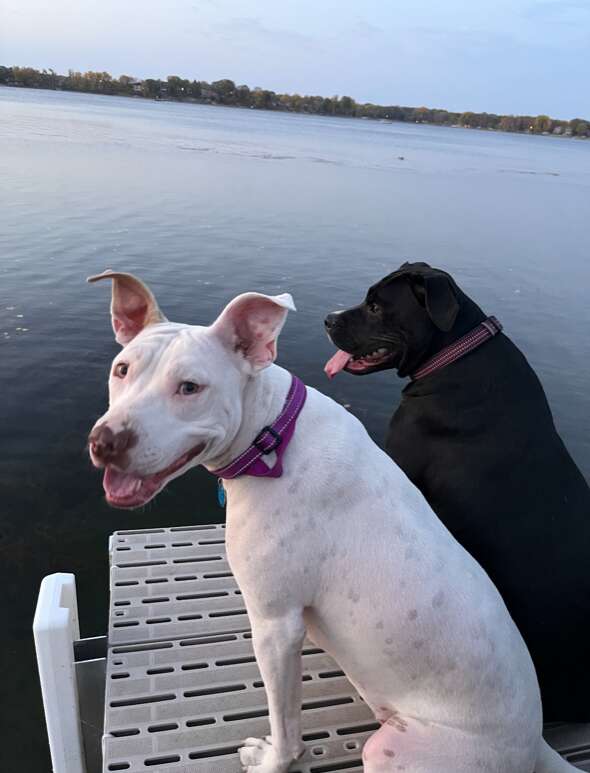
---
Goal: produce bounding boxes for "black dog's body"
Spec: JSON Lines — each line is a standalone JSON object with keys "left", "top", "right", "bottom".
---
{"left": 325, "top": 263, "right": 590, "bottom": 721}
{"left": 391, "top": 331, "right": 590, "bottom": 722}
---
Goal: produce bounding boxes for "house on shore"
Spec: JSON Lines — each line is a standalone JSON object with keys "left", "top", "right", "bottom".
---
{"left": 200, "top": 87, "right": 217, "bottom": 101}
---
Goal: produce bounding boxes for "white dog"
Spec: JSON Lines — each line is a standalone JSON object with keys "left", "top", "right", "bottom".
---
{"left": 88, "top": 270, "right": 575, "bottom": 773}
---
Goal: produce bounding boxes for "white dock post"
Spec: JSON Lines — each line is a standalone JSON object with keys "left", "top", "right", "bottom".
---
{"left": 34, "top": 573, "right": 87, "bottom": 773}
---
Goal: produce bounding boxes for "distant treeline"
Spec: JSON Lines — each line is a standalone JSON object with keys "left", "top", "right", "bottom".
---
{"left": 2, "top": 65, "right": 589, "bottom": 138}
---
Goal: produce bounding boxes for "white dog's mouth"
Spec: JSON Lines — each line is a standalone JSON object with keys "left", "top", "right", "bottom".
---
{"left": 102, "top": 442, "right": 206, "bottom": 509}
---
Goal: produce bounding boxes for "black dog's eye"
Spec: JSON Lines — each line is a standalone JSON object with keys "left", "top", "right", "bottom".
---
{"left": 178, "top": 381, "right": 201, "bottom": 396}
{"left": 114, "top": 362, "right": 129, "bottom": 378}
{"left": 368, "top": 302, "right": 380, "bottom": 314}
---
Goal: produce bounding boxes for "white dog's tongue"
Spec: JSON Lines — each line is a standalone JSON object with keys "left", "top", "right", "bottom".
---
{"left": 324, "top": 349, "right": 352, "bottom": 379}
{"left": 103, "top": 466, "right": 142, "bottom": 498}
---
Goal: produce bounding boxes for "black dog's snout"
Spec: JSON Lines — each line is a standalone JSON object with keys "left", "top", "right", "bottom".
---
{"left": 324, "top": 312, "right": 341, "bottom": 331}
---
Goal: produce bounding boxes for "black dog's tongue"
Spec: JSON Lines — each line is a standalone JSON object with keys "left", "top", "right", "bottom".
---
{"left": 324, "top": 349, "right": 351, "bottom": 379}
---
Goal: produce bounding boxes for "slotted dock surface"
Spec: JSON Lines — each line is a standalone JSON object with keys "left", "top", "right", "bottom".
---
{"left": 103, "top": 524, "right": 590, "bottom": 772}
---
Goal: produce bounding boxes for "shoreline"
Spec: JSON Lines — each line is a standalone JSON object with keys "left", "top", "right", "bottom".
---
{"left": 2, "top": 75, "right": 588, "bottom": 143}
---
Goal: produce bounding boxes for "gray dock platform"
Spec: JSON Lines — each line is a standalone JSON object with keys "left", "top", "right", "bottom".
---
{"left": 102, "top": 524, "right": 590, "bottom": 772}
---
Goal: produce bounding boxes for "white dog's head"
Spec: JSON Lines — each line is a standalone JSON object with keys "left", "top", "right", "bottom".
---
{"left": 87, "top": 270, "right": 295, "bottom": 509}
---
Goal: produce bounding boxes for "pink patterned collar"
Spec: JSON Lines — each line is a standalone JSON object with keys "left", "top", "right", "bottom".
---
{"left": 411, "top": 317, "right": 502, "bottom": 381}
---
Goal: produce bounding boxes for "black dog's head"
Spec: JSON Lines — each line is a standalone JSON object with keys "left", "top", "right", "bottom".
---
{"left": 324, "top": 262, "right": 468, "bottom": 379}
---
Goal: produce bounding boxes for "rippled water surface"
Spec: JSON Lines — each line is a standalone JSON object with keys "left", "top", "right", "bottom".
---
{"left": 1, "top": 86, "right": 589, "bottom": 770}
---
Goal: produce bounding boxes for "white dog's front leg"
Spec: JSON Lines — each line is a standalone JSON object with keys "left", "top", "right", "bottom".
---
{"left": 239, "top": 612, "right": 306, "bottom": 773}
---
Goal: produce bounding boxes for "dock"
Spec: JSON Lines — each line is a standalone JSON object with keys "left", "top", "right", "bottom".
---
{"left": 34, "top": 524, "right": 590, "bottom": 772}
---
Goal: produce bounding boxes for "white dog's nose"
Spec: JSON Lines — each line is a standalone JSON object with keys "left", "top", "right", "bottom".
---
{"left": 88, "top": 422, "right": 136, "bottom": 468}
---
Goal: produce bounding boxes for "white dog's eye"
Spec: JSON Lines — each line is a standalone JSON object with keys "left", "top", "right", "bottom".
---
{"left": 178, "top": 381, "right": 201, "bottom": 396}
{"left": 114, "top": 362, "right": 129, "bottom": 378}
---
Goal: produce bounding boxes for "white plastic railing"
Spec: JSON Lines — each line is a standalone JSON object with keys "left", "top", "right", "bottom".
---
{"left": 33, "top": 573, "right": 86, "bottom": 773}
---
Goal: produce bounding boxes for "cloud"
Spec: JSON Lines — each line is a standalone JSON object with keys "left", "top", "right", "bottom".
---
{"left": 525, "top": 0, "right": 590, "bottom": 20}
{"left": 352, "top": 18, "right": 387, "bottom": 41}
{"left": 210, "top": 16, "right": 317, "bottom": 51}
{"left": 190, "top": 0, "right": 224, "bottom": 13}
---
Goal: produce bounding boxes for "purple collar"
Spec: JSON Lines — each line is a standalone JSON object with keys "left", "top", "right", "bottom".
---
{"left": 411, "top": 316, "right": 503, "bottom": 381}
{"left": 212, "top": 375, "right": 307, "bottom": 480}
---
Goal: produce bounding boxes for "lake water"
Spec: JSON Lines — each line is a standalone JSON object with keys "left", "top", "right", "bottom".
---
{"left": 1, "top": 86, "right": 589, "bottom": 770}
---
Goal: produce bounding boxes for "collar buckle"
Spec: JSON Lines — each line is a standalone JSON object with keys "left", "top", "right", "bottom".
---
{"left": 253, "top": 426, "right": 283, "bottom": 455}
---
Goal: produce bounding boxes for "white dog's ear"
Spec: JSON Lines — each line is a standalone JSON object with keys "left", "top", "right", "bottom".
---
{"left": 87, "top": 269, "right": 167, "bottom": 345}
{"left": 212, "top": 292, "right": 296, "bottom": 372}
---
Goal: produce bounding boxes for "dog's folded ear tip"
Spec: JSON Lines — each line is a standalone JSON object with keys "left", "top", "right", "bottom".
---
{"left": 87, "top": 269, "right": 115, "bottom": 284}
{"left": 274, "top": 292, "right": 296, "bottom": 312}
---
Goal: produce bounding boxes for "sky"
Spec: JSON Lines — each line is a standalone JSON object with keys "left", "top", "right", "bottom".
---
{"left": 1, "top": 0, "right": 588, "bottom": 119}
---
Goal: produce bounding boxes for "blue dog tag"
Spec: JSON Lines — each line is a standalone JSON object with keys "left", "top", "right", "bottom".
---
{"left": 217, "top": 478, "right": 226, "bottom": 508}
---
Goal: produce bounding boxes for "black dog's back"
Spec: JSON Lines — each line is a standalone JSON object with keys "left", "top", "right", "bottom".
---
{"left": 389, "top": 331, "right": 590, "bottom": 721}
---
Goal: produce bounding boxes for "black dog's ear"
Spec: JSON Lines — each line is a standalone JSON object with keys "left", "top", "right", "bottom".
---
{"left": 401, "top": 260, "right": 431, "bottom": 271}
{"left": 422, "top": 273, "right": 460, "bottom": 331}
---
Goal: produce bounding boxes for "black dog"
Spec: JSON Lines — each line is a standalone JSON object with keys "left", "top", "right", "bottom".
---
{"left": 324, "top": 261, "right": 590, "bottom": 722}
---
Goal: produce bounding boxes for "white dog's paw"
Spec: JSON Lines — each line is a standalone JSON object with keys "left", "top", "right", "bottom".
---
{"left": 239, "top": 736, "right": 301, "bottom": 773}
